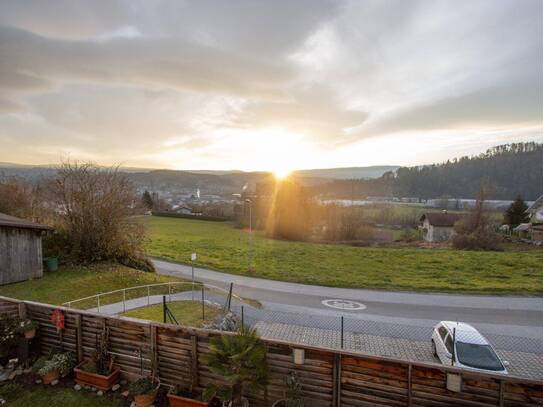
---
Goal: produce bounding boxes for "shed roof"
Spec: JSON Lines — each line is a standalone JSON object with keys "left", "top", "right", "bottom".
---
{"left": 0, "top": 212, "right": 52, "bottom": 231}
{"left": 420, "top": 212, "right": 462, "bottom": 227}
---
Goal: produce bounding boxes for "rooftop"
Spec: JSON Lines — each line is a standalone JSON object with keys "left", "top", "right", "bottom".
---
{"left": 0, "top": 212, "right": 52, "bottom": 231}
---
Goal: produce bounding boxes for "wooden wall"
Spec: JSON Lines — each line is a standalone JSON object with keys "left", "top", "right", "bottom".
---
{"left": 0, "top": 227, "right": 43, "bottom": 285}
{"left": 1, "top": 296, "right": 542, "bottom": 407}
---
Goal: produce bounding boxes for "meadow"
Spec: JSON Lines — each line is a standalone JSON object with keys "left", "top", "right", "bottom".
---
{"left": 144, "top": 216, "right": 543, "bottom": 295}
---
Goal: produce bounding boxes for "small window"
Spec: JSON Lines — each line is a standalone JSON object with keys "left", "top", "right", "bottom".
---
{"left": 438, "top": 326, "right": 448, "bottom": 340}
{"left": 445, "top": 334, "right": 454, "bottom": 354}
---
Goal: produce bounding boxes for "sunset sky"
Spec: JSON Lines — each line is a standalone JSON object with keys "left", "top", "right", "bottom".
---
{"left": 1, "top": 0, "right": 543, "bottom": 173}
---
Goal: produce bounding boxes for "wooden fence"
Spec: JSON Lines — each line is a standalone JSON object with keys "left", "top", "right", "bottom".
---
{"left": 1, "top": 296, "right": 542, "bottom": 407}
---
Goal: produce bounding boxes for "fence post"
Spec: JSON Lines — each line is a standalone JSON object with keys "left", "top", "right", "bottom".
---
{"left": 147, "top": 286, "right": 150, "bottom": 306}
{"left": 75, "top": 314, "right": 83, "bottom": 363}
{"left": 97, "top": 295, "right": 100, "bottom": 313}
{"left": 332, "top": 353, "right": 339, "bottom": 407}
{"left": 191, "top": 335, "right": 199, "bottom": 388}
{"left": 201, "top": 287, "right": 205, "bottom": 321}
{"left": 150, "top": 325, "right": 158, "bottom": 378}
{"left": 123, "top": 289, "right": 126, "bottom": 313}
{"left": 241, "top": 305, "right": 244, "bottom": 328}
{"left": 163, "top": 296, "right": 167, "bottom": 324}
{"left": 408, "top": 364, "right": 412, "bottom": 407}
{"left": 18, "top": 303, "right": 27, "bottom": 319}
{"left": 340, "top": 316, "right": 344, "bottom": 349}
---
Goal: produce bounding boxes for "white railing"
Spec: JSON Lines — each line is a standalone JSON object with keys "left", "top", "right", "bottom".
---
{"left": 62, "top": 281, "right": 245, "bottom": 313}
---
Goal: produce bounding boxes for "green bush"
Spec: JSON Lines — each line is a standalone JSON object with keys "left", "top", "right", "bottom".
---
{"left": 128, "top": 377, "right": 156, "bottom": 396}
{"left": 202, "top": 327, "right": 268, "bottom": 407}
{"left": 33, "top": 352, "right": 75, "bottom": 377}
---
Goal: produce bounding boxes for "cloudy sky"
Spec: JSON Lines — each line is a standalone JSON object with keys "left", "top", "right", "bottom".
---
{"left": 1, "top": 0, "right": 543, "bottom": 172}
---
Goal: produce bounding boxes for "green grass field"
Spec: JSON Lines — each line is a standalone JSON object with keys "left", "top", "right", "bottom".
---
{"left": 0, "top": 382, "right": 127, "bottom": 407}
{"left": 122, "top": 300, "right": 221, "bottom": 327}
{"left": 0, "top": 263, "right": 180, "bottom": 305}
{"left": 145, "top": 216, "right": 543, "bottom": 294}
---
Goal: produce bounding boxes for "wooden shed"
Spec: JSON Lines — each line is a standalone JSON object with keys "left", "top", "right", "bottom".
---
{"left": 0, "top": 212, "right": 52, "bottom": 285}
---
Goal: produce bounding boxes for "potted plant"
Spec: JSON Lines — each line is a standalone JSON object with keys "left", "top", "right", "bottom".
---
{"left": 168, "top": 384, "right": 213, "bottom": 407}
{"left": 129, "top": 375, "right": 160, "bottom": 407}
{"left": 17, "top": 319, "right": 38, "bottom": 339}
{"left": 202, "top": 327, "right": 268, "bottom": 407}
{"left": 74, "top": 328, "right": 120, "bottom": 391}
{"left": 0, "top": 316, "right": 19, "bottom": 366}
{"left": 272, "top": 371, "right": 305, "bottom": 407}
{"left": 32, "top": 351, "right": 75, "bottom": 384}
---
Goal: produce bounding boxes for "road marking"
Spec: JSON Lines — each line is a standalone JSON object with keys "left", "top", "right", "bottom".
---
{"left": 322, "top": 299, "right": 366, "bottom": 311}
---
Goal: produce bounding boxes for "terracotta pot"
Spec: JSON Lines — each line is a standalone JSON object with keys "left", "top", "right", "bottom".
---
{"left": 135, "top": 391, "right": 158, "bottom": 407}
{"left": 167, "top": 392, "right": 210, "bottom": 406}
{"left": 24, "top": 329, "right": 36, "bottom": 339}
{"left": 41, "top": 370, "right": 60, "bottom": 384}
{"left": 74, "top": 361, "right": 120, "bottom": 391}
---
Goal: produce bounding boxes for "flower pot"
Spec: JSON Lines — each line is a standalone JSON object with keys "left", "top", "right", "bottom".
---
{"left": 135, "top": 391, "right": 158, "bottom": 407}
{"left": 167, "top": 392, "right": 210, "bottom": 406}
{"left": 134, "top": 382, "right": 160, "bottom": 407}
{"left": 41, "top": 370, "right": 60, "bottom": 384}
{"left": 24, "top": 329, "right": 36, "bottom": 339}
{"left": 74, "top": 361, "right": 120, "bottom": 391}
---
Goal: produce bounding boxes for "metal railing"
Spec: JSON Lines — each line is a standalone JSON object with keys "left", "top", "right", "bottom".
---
{"left": 62, "top": 281, "right": 246, "bottom": 313}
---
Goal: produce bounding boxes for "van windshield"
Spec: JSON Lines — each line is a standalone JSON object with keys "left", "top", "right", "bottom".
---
{"left": 455, "top": 342, "right": 504, "bottom": 371}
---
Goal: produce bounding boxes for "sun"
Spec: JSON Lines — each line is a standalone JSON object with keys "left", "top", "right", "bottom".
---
{"left": 273, "top": 167, "right": 292, "bottom": 180}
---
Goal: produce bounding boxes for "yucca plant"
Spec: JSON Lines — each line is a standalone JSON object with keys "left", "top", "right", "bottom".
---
{"left": 202, "top": 327, "right": 268, "bottom": 407}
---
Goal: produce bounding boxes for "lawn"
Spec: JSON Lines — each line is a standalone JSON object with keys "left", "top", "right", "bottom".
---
{"left": 0, "top": 381, "right": 127, "bottom": 406}
{"left": 122, "top": 300, "right": 221, "bottom": 327}
{"left": 0, "top": 263, "right": 181, "bottom": 306}
{"left": 144, "top": 216, "right": 543, "bottom": 294}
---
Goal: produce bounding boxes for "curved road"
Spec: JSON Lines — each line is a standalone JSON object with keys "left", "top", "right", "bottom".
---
{"left": 152, "top": 259, "right": 543, "bottom": 337}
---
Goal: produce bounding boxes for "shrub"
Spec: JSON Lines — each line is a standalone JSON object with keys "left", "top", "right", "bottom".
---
{"left": 128, "top": 377, "right": 156, "bottom": 396}
{"left": 47, "top": 162, "right": 153, "bottom": 271}
{"left": 16, "top": 319, "right": 38, "bottom": 333}
{"left": 33, "top": 351, "right": 75, "bottom": 377}
{"left": 0, "top": 316, "right": 19, "bottom": 361}
{"left": 202, "top": 327, "right": 268, "bottom": 406}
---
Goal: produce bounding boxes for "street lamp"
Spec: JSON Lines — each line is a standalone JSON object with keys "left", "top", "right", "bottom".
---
{"left": 245, "top": 198, "right": 254, "bottom": 272}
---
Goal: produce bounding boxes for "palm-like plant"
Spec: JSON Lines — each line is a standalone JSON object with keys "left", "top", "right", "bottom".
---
{"left": 203, "top": 327, "right": 268, "bottom": 406}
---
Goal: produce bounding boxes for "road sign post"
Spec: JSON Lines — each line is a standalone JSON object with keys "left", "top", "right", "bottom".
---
{"left": 191, "top": 253, "right": 197, "bottom": 300}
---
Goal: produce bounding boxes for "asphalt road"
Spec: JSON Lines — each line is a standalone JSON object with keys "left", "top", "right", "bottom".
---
{"left": 152, "top": 259, "right": 543, "bottom": 378}
{"left": 152, "top": 259, "right": 543, "bottom": 339}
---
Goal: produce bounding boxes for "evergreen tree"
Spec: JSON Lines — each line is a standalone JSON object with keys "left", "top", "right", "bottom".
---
{"left": 142, "top": 190, "right": 154, "bottom": 210}
{"left": 504, "top": 195, "right": 529, "bottom": 226}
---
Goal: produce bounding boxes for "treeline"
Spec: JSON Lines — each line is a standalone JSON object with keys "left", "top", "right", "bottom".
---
{"left": 312, "top": 142, "right": 543, "bottom": 200}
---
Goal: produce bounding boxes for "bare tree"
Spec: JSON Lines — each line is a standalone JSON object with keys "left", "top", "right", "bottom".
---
{"left": 0, "top": 177, "right": 35, "bottom": 219}
{"left": 48, "top": 162, "right": 153, "bottom": 270}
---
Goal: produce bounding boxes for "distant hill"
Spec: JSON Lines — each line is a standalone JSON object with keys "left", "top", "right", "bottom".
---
{"left": 293, "top": 166, "right": 399, "bottom": 180}
{"left": 312, "top": 142, "right": 543, "bottom": 200}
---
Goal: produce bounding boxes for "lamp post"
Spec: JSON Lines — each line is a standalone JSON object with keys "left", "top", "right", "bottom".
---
{"left": 245, "top": 198, "right": 253, "bottom": 272}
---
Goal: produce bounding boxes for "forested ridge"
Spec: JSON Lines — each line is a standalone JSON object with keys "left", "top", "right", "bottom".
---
{"left": 313, "top": 142, "right": 543, "bottom": 200}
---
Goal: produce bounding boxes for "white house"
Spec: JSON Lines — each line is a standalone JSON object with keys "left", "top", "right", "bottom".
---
{"left": 420, "top": 212, "right": 462, "bottom": 242}
{"left": 526, "top": 195, "right": 543, "bottom": 242}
